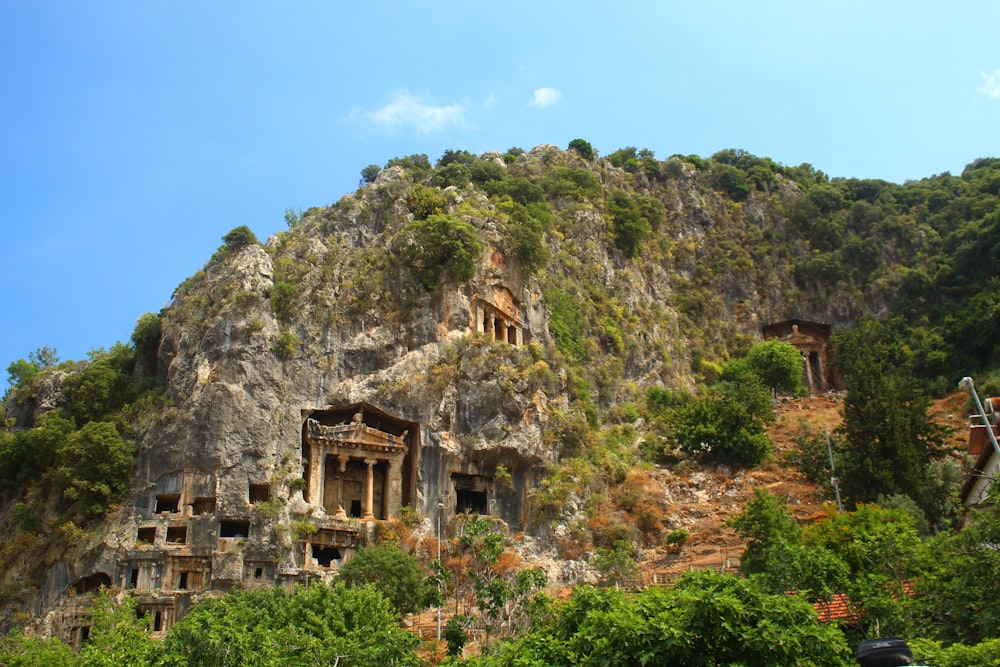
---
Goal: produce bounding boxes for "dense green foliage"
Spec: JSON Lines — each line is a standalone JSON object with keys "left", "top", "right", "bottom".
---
{"left": 463, "top": 571, "right": 852, "bottom": 666}
{"left": 832, "top": 317, "right": 951, "bottom": 523}
{"left": 666, "top": 370, "right": 774, "bottom": 466}
{"left": 1, "top": 334, "right": 160, "bottom": 519}
{"left": 337, "top": 542, "right": 431, "bottom": 616}
{"left": 399, "top": 213, "right": 484, "bottom": 293}
{"left": 220, "top": 225, "right": 258, "bottom": 251}
{"left": 731, "top": 339, "right": 806, "bottom": 395}
{"left": 727, "top": 488, "right": 802, "bottom": 575}
{"left": 163, "top": 583, "right": 419, "bottom": 666}
{"left": 6, "top": 143, "right": 1000, "bottom": 663}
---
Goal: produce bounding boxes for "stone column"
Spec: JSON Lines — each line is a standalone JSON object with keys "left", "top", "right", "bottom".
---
{"left": 802, "top": 352, "right": 814, "bottom": 394}
{"left": 308, "top": 441, "right": 323, "bottom": 506}
{"left": 362, "top": 458, "right": 376, "bottom": 520}
{"left": 336, "top": 455, "right": 349, "bottom": 513}
{"left": 385, "top": 457, "right": 403, "bottom": 519}
{"left": 486, "top": 312, "right": 496, "bottom": 341}
{"left": 814, "top": 352, "right": 826, "bottom": 391}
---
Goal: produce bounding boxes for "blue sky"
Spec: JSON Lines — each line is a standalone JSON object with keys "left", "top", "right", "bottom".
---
{"left": 2, "top": 1, "right": 999, "bottom": 392}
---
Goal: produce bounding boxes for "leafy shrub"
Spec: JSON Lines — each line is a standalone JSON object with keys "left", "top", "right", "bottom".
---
{"left": 56, "top": 420, "right": 134, "bottom": 518}
{"left": 406, "top": 184, "right": 447, "bottom": 220}
{"left": 221, "top": 225, "right": 258, "bottom": 250}
{"left": 4, "top": 346, "right": 59, "bottom": 397}
{"left": 444, "top": 615, "right": 470, "bottom": 656}
{"left": 608, "top": 146, "right": 640, "bottom": 172}
{"left": 130, "top": 312, "right": 162, "bottom": 373}
{"left": 436, "top": 149, "right": 476, "bottom": 167}
{"left": 544, "top": 167, "right": 602, "bottom": 200}
{"left": 163, "top": 583, "right": 419, "bottom": 666}
{"left": 546, "top": 289, "right": 589, "bottom": 363}
{"left": 385, "top": 153, "right": 431, "bottom": 179}
{"left": 269, "top": 281, "right": 297, "bottom": 321}
{"left": 728, "top": 339, "right": 805, "bottom": 395}
{"left": 668, "top": 375, "right": 773, "bottom": 467}
{"left": 470, "top": 158, "right": 506, "bottom": 184}
{"left": 271, "top": 330, "right": 297, "bottom": 359}
{"left": 62, "top": 347, "right": 135, "bottom": 426}
{"left": 432, "top": 162, "right": 471, "bottom": 188}
{"left": 498, "top": 200, "right": 548, "bottom": 273}
{"left": 727, "top": 488, "right": 801, "bottom": 574}
{"left": 567, "top": 138, "right": 595, "bottom": 160}
{"left": 710, "top": 163, "right": 751, "bottom": 201}
{"left": 665, "top": 528, "right": 689, "bottom": 547}
{"left": 607, "top": 191, "right": 651, "bottom": 258}
{"left": 360, "top": 163, "right": 381, "bottom": 185}
{"left": 399, "top": 214, "right": 483, "bottom": 292}
{"left": 338, "top": 543, "right": 430, "bottom": 616}
{"left": 485, "top": 176, "right": 545, "bottom": 205}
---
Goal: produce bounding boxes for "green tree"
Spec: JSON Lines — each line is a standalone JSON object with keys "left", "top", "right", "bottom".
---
{"left": 221, "top": 225, "right": 258, "bottom": 250}
{"left": 338, "top": 542, "right": 429, "bottom": 616}
{"left": 498, "top": 200, "right": 548, "bottom": 273}
{"left": 130, "top": 312, "right": 162, "bottom": 377}
{"left": 269, "top": 280, "right": 297, "bottom": 321}
{"left": 162, "top": 582, "right": 420, "bottom": 667}
{"left": 607, "top": 190, "right": 651, "bottom": 258}
{"left": 728, "top": 488, "right": 802, "bottom": 575}
{"left": 56, "top": 420, "right": 134, "bottom": 518}
{"left": 386, "top": 153, "right": 432, "bottom": 179}
{"left": 80, "top": 592, "right": 162, "bottom": 667}
{"left": 733, "top": 339, "right": 806, "bottom": 395}
{"left": 910, "top": 495, "right": 1000, "bottom": 644}
{"left": 592, "top": 539, "right": 640, "bottom": 589}
{"left": 400, "top": 214, "right": 483, "bottom": 292}
{"left": 62, "top": 348, "right": 134, "bottom": 426}
{"left": 0, "top": 408, "right": 74, "bottom": 491}
{"left": 4, "top": 346, "right": 59, "bottom": 398}
{"left": 465, "top": 572, "right": 852, "bottom": 666}
{"left": 833, "top": 318, "right": 949, "bottom": 518}
{"left": 567, "top": 138, "right": 594, "bottom": 160}
{"left": 668, "top": 373, "right": 774, "bottom": 467}
{"left": 443, "top": 614, "right": 470, "bottom": 657}
{"left": 803, "top": 503, "right": 921, "bottom": 639}
{"left": 0, "top": 629, "right": 75, "bottom": 667}
{"left": 406, "top": 183, "right": 447, "bottom": 220}
{"left": 360, "top": 163, "right": 381, "bottom": 185}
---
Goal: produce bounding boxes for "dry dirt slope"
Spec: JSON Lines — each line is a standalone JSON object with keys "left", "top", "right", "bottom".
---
{"left": 641, "top": 391, "right": 968, "bottom": 581}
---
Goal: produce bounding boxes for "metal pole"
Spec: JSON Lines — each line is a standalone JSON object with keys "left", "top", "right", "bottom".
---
{"left": 959, "top": 377, "right": 1000, "bottom": 460}
{"left": 436, "top": 500, "right": 444, "bottom": 640}
{"left": 826, "top": 428, "right": 844, "bottom": 513}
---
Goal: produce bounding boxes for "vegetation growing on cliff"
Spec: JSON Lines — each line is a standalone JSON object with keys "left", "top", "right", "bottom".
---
{"left": 3, "top": 141, "right": 1000, "bottom": 662}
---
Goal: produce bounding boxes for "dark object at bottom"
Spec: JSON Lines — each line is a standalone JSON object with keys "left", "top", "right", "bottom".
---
{"left": 857, "top": 637, "right": 913, "bottom": 667}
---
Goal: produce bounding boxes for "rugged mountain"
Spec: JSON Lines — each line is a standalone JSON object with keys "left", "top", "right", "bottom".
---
{"left": 0, "top": 143, "right": 986, "bottom": 639}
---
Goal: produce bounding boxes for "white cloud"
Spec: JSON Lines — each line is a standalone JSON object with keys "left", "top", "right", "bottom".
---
{"left": 531, "top": 87, "right": 561, "bottom": 108}
{"left": 484, "top": 93, "right": 497, "bottom": 110}
{"left": 979, "top": 70, "right": 1000, "bottom": 98}
{"left": 354, "top": 91, "right": 467, "bottom": 134}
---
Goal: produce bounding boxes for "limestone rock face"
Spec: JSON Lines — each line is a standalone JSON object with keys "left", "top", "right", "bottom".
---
{"left": 8, "top": 144, "right": 898, "bottom": 638}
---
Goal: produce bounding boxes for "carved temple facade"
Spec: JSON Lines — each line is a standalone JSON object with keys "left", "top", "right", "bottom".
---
{"left": 301, "top": 403, "right": 419, "bottom": 521}
{"left": 471, "top": 286, "right": 530, "bottom": 345}
{"left": 762, "top": 319, "right": 843, "bottom": 393}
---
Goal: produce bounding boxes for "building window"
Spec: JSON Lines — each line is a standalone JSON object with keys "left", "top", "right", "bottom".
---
{"left": 219, "top": 520, "right": 250, "bottom": 538}
{"left": 249, "top": 483, "right": 270, "bottom": 503}
{"left": 166, "top": 526, "right": 187, "bottom": 544}
{"left": 155, "top": 494, "right": 180, "bottom": 514}
{"left": 192, "top": 496, "right": 216, "bottom": 515}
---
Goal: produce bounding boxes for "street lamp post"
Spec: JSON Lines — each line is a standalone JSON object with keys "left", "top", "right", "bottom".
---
{"left": 959, "top": 376, "right": 1000, "bottom": 460}
{"left": 436, "top": 500, "right": 444, "bottom": 641}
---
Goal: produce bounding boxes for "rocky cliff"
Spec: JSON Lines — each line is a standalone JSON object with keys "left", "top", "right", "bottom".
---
{"left": 4, "top": 144, "right": 921, "bottom": 638}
